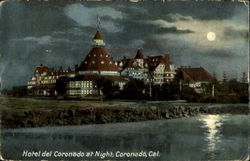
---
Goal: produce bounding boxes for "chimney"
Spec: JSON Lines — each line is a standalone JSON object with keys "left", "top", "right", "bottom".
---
{"left": 68, "top": 67, "right": 71, "bottom": 71}
{"left": 40, "top": 64, "right": 43, "bottom": 66}
{"left": 59, "top": 67, "right": 62, "bottom": 70}
{"left": 123, "top": 56, "right": 126, "bottom": 60}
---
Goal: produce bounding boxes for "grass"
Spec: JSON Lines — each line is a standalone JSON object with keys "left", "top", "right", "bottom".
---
{"left": 0, "top": 97, "right": 137, "bottom": 111}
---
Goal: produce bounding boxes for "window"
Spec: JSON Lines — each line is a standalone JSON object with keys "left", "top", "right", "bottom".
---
{"left": 92, "top": 61, "right": 95, "bottom": 64}
{"left": 84, "top": 61, "right": 87, "bottom": 64}
{"left": 100, "top": 54, "right": 103, "bottom": 57}
{"left": 101, "top": 61, "right": 104, "bottom": 64}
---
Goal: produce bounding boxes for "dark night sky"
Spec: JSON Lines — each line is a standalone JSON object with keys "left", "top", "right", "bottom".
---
{"left": 0, "top": 0, "right": 248, "bottom": 89}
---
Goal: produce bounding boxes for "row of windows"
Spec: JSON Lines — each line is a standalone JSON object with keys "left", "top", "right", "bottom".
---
{"left": 41, "top": 80, "right": 56, "bottom": 84}
{"left": 84, "top": 61, "right": 113, "bottom": 65}
{"left": 68, "top": 89, "right": 97, "bottom": 95}
{"left": 69, "top": 81, "right": 93, "bottom": 88}
{"left": 44, "top": 76, "right": 58, "bottom": 80}
{"left": 88, "top": 53, "right": 108, "bottom": 58}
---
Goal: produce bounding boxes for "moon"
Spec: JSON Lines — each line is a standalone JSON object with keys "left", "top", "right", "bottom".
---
{"left": 207, "top": 32, "right": 216, "bottom": 41}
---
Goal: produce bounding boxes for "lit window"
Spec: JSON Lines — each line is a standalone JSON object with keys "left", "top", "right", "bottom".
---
{"left": 109, "top": 61, "right": 112, "bottom": 64}
{"left": 101, "top": 61, "right": 104, "bottom": 64}
{"left": 92, "top": 61, "right": 95, "bottom": 64}
{"left": 85, "top": 61, "right": 87, "bottom": 64}
{"left": 94, "top": 54, "right": 96, "bottom": 57}
{"left": 106, "top": 55, "right": 108, "bottom": 57}
{"left": 100, "top": 54, "right": 103, "bottom": 57}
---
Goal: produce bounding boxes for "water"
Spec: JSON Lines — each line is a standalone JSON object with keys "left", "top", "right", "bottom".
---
{"left": 1, "top": 114, "right": 248, "bottom": 160}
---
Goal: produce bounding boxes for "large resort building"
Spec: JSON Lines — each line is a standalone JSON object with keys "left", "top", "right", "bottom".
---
{"left": 27, "top": 30, "right": 212, "bottom": 98}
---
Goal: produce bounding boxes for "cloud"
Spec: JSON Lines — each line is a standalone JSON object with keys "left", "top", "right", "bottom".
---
{"left": 63, "top": 3, "right": 124, "bottom": 32}
{"left": 165, "top": 13, "right": 193, "bottom": 22}
{"left": 223, "top": 27, "right": 248, "bottom": 40}
{"left": 128, "top": 39, "right": 145, "bottom": 48}
{"left": 22, "top": 36, "right": 53, "bottom": 45}
{"left": 146, "top": 19, "right": 194, "bottom": 34}
{"left": 15, "top": 35, "right": 71, "bottom": 45}
{"left": 157, "top": 27, "right": 194, "bottom": 34}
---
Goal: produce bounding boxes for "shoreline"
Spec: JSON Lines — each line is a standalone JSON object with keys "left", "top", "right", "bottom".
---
{"left": 1, "top": 103, "right": 248, "bottom": 129}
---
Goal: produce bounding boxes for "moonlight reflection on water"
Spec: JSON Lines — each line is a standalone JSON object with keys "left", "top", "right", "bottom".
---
{"left": 200, "top": 115, "right": 227, "bottom": 159}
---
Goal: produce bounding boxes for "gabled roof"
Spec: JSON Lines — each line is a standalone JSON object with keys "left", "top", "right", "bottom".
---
{"left": 146, "top": 56, "right": 172, "bottom": 72}
{"left": 176, "top": 67, "right": 213, "bottom": 82}
{"left": 122, "top": 59, "right": 142, "bottom": 70}
{"left": 34, "top": 65, "right": 74, "bottom": 76}
{"left": 135, "top": 49, "right": 144, "bottom": 59}
{"left": 78, "top": 47, "right": 118, "bottom": 72}
{"left": 34, "top": 66, "right": 54, "bottom": 75}
{"left": 93, "top": 30, "right": 103, "bottom": 40}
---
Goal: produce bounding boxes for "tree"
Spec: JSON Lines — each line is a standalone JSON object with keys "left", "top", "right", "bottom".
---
{"left": 241, "top": 72, "right": 248, "bottom": 83}
{"left": 96, "top": 78, "right": 120, "bottom": 99}
{"left": 55, "top": 77, "right": 68, "bottom": 96}
{"left": 121, "top": 79, "right": 147, "bottom": 100}
{"left": 222, "top": 71, "right": 227, "bottom": 83}
{"left": 12, "top": 86, "right": 28, "bottom": 97}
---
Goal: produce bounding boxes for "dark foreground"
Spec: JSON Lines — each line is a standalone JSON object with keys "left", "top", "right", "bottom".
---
{"left": 1, "top": 98, "right": 248, "bottom": 128}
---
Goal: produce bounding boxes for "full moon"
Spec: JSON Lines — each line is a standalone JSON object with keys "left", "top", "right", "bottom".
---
{"left": 207, "top": 32, "right": 216, "bottom": 41}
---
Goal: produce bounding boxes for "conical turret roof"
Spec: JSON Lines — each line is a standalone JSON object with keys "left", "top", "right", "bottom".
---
{"left": 93, "top": 30, "right": 103, "bottom": 40}
{"left": 78, "top": 47, "right": 118, "bottom": 72}
{"left": 135, "top": 49, "right": 144, "bottom": 59}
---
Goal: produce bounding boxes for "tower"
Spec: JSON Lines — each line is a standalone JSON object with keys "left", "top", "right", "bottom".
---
{"left": 91, "top": 30, "right": 105, "bottom": 47}
{"left": 134, "top": 49, "right": 144, "bottom": 68}
{"left": 78, "top": 30, "right": 119, "bottom": 76}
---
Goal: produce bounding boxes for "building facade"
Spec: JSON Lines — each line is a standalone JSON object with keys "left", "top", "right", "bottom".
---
{"left": 176, "top": 66, "right": 213, "bottom": 93}
{"left": 27, "top": 65, "right": 74, "bottom": 96}
{"left": 119, "top": 50, "right": 176, "bottom": 85}
{"left": 27, "top": 30, "right": 194, "bottom": 98}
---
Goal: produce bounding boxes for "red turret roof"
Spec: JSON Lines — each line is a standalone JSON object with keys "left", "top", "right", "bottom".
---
{"left": 78, "top": 47, "right": 118, "bottom": 72}
{"left": 93, "top": 30, "right": 103, "bottom": 40}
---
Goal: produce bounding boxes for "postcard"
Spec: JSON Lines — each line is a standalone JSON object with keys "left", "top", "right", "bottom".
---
{"left": 0, "top": 0, "right": 249, "bottom": 160}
